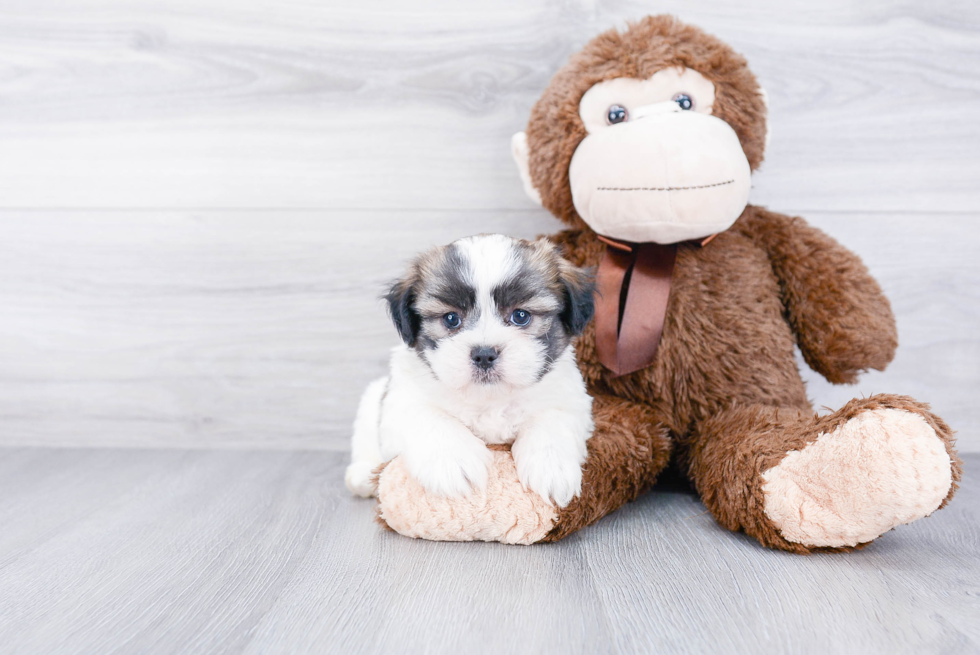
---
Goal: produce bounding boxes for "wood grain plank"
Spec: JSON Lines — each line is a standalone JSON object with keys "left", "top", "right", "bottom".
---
{"left": 0, "top": 450, "right": 330, "bottom": 654}
{"left": 0, "top": 210, "right": 976, "bottom": 451}
{"left": 0, "top": 0, "right": 977, "bottom": 211}
{"left": 0, "top": 448, "right": 976, "bottom": 654}
{"left": 0, "top": 210, "right": 553, "bottom": 449}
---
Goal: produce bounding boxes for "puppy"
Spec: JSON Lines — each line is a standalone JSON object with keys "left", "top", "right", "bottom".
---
{"left": 345, "top": 234, "right": 596, "bottom": 507}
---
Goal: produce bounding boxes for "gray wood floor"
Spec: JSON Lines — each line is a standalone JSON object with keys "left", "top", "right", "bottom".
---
{"left": 0, "top": 448, "right": 976, "bottom": 655}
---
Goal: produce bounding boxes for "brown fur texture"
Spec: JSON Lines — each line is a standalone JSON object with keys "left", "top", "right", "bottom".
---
{"left": 373, "top": 16, "right": 961, "bottom": 552}
{"left": 541, "top": 204, "right": 963, "bottom": 551}
{"left": 534, "top": 18, "right": 959, "bottom": 550}
{"left": 527, "top": 15, "right": 768, "bottom": 231}
{"left": 540, "top": 394, "right": 673, "bottom": 542}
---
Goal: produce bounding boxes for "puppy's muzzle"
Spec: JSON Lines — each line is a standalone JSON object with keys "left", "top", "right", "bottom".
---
{"left": 470, "top": 346, "right": 499, "bottom": 371}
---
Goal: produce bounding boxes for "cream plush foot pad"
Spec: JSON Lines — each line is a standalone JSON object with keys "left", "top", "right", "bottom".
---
{"left": 761, "top": 408, "right": 953, "bottom": 548}
{"left": 376, "top": 450, "right": 557, "bottom": 545}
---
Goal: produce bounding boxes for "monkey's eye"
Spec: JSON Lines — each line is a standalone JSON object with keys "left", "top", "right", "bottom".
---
{"left": 443, "top": 312, "right": 462, "bottom": 329}
{"left": 673, "top": 93, "right": 694, "bottom": 110}
{"left": 606, "top": 105, "right": 628, "bottom": 125}
{"left": 509, "top": 309, "right": 531, "bottom": 326}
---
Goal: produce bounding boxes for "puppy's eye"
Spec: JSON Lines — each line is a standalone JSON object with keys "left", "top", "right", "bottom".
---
{"left": 443, "top": 312, "right": 462, "bottom": 329}
{"left": 673, "top": 93, "right": 694, "bottom": 110}
{"left": 606, "top": 104, "right": 628, "bottom": 125}
{"left": 509, "top": 309, "right": 531, "bottom": 326}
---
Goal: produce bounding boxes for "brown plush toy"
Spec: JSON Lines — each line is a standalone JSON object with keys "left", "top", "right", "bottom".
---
{"left": 373, "top": 15, "right": 961, "bottom": 552}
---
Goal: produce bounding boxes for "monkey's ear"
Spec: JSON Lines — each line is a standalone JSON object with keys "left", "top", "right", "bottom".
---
{"left": 384, "top": 276, "right": 422, "bottom": 347}
{"left": 511, "top": 132, "right": 543, "bottom": 206}
{"left": 558, "top": 262, "right": 596, "bottom": 336}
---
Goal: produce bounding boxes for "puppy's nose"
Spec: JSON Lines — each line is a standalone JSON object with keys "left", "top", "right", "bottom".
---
{"left": 470, "top": 346, "right": 499, "bottom": 370}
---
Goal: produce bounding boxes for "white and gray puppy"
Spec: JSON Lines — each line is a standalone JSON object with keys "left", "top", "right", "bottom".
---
{"left": 345, "top": 234, "right": 596, "bottom": 507}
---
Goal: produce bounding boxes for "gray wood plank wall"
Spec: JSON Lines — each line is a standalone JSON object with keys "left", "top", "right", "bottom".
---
{"left": 1, "top": 0, "right": 978, "bottom": 450}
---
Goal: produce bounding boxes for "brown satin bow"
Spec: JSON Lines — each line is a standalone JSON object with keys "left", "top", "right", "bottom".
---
{"left": 594, "top": 234, "right": 716, "bottom": 377}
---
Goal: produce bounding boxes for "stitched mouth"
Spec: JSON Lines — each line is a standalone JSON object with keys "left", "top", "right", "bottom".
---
{"left": 596, "top": 179, "right": 735, "bottom": 192}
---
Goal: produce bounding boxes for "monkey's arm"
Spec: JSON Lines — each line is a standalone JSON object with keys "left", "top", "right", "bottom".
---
{"left": 737, "top": 205, "right": 897, "bottom": 384}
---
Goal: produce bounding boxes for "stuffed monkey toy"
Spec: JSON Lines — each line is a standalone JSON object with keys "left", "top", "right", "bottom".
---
{"left": 372, "top": 15, "right": 961, "bottom": 553}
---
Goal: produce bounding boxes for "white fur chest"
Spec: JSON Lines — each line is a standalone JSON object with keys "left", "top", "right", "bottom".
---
{"left": 382, "top": 345, "right": 591, "bottom": 453}
{"left": 441, "top": 388, "right": 529, "bottom": 445}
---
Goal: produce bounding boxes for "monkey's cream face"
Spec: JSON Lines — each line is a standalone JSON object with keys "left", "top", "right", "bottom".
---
{"left": 386, "top": 235, "right": 594, "bottom": 391}
{"left": 568, "top": 67, "right": 752, "bottom": 244}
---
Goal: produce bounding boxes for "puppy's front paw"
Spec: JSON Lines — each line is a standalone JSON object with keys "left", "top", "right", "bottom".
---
{"left": 405, "top": 437, "right": 493, "bottom": 498}
{"left": 345, "top": 461, "right": 379, "bottom": 498}
{"left": 512, "top": 438, "right": 585, "bottom": 508}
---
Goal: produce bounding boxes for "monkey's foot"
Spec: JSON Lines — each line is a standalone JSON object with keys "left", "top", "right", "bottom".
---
{"left": 761, "top": 407, "right": 955, "bottom": 548}
{"left": 375, "top": 447, "right": 556, "bottom": 545}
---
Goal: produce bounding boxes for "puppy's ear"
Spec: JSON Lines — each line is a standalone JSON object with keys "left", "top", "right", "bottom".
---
{"left": 384, "top": 274, "right": 422, "bottom": 347}
{"left": 558, "top": 260, "right": 596, "bottom": 336}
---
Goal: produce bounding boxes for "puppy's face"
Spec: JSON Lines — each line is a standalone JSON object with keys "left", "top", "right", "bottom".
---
{"left": 386, "top": 234, "right": 595, "bottom": 390}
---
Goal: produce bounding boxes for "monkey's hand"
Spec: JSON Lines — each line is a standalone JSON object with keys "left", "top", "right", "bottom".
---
{"left": 737, "top": 206, "right": 897, "bottom": 384}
